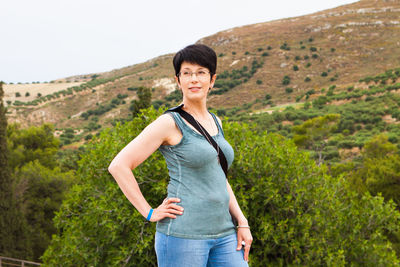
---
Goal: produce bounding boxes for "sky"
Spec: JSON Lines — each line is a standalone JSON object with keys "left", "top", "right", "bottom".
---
{"left": 0, "top": 0, "right": 358, "bottom": 83}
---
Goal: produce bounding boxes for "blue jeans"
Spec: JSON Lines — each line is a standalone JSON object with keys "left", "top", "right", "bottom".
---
{"left": 155, "top": 231, "right": 249, "bottom": 267}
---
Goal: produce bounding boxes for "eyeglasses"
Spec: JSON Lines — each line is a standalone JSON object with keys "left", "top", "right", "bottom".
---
{"left": 178, "top": 70, "right": 210, "bottom": 80}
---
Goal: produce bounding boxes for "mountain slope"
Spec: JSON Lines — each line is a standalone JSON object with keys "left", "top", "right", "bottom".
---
{"left": 4, "top": 0, "right": 400, "bottom": 138}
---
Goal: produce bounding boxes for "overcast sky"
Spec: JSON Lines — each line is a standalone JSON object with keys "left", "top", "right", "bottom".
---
{"left": 0, "top": 0, "right": 358, "bottom": 83}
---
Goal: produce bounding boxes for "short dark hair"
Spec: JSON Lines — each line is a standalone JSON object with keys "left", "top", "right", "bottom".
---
{"left": 173, "top": 44, "right": 217, "bottom": 79}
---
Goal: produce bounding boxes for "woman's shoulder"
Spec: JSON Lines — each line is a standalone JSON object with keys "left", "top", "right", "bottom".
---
{"left": 151, "top": 113, "right": 176, "bottom": 129}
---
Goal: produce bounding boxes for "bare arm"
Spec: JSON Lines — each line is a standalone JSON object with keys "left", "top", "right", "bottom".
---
{"left": 226, "top": 180, "right": 248, "bottom": 226}
{"left": 108, "top": 114, "right": 183, "bottom": 221}
{"left": 217, "top": 115, "right": 253, "bottom": 261}
{"left": 227, "top": 180, "right": 253, "bottom": 261}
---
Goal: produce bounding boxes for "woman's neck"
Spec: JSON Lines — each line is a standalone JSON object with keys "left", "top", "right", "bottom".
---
{"left": 182, "top": 99, "right": 208, "bottom": 119}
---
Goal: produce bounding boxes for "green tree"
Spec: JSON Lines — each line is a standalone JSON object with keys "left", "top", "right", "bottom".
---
{"left": 0, "top": 82, "right": 31, "bottom": 259}
{"left": 43, "top": 107, "right": 400, "bottom": 266}
{"left": 130, "top": 86, "right": 152, "bottom": 117}
{"left": 7, "top": 123, "right": 60, "bottom": 169}
{"left": 13, "top": 160, "right": 74, "bottom": 261}
{"left": 292, "top": 114, "right": 340, "bottom": 165}
{"left": 350, "top": 134, "right": 400, "bottom": 205}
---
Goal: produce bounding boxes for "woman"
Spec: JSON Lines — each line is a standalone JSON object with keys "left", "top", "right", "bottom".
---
{"left": 108, "top": 44, "right": 252, "bottom": 266}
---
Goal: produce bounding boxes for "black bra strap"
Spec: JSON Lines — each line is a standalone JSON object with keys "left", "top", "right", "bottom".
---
{"left": 165, "top": 104, "right": 228, "bottom": 177}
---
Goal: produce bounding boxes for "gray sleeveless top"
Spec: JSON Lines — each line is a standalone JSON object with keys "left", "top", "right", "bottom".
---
{"left": 156, "top": 112, "right": 236, "bottom": 239}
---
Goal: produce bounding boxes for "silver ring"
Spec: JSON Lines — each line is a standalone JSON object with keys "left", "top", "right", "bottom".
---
{"left": 241, "top": 241, "right": 245, "bottom": 246}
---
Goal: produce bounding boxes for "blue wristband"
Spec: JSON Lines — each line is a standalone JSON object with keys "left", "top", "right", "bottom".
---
{"left": 146, "top": 208, "right": 153, "bottom": 221}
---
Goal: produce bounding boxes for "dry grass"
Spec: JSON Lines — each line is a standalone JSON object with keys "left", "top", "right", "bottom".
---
{"left": 3, "top": 82, "right": 82, "bottom": 103}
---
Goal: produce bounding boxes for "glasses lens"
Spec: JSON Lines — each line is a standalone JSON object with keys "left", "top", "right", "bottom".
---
{"left": 196, "top": 71, "right": 209, "bottom": 79}
{"left": 179, "top": 70, "right": 210, "bottom": 80}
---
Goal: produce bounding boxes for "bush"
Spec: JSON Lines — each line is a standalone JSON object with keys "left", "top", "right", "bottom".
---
{"left": 282, "top": 75, "right": 291, "bottom": 85}
{"left": 293, "top": 65, "right": 299, "bottom": 71}
{"left": 312, "top": 54, "right": 319, "bottom": 59}
{"left": 15, "top": 92, "right": 21, "bottom": 97}
{"left": 43, "top": 107, "right": 400, "bottom": 266}
{"left": 265, "top": 94, "right": 272, "bottom": 100}
{"left": 280, "top": 42, "right": 291, "bottom": 51}
{"left": 310, "top": 47, "right": 317, "bottom": 52}
{"left": 321, "top": 72, "right": 328, "bottom": 77}
{"left": 285, "top": 87, "right": 293, "bottom": 94}
{"left": 261, "top": 52, "right": 269, "bottom": 57}
{"left": 305, "top": 77, "right": 311, "bottom": 82}
{"left": 256, "top": 80, "right": 262, "bottom": 85}
{"left": 305, "top": 62, "right": 311, "bottom": 68}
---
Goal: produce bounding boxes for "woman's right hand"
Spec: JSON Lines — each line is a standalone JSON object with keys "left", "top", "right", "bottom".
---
{"left": 149, "top": 197, "right": 184, "bottom": 222}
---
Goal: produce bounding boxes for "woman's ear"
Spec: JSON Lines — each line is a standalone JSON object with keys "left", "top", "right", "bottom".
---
{"left": 210, "top": 73, "right": 217, "bottom": 88}
{"left": 175, "top": 75, "right": 181, "bottom": 89}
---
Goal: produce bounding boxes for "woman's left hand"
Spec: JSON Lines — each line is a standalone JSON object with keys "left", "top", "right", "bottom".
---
{"left": 236, "top": 227, "right": 253, "bottom": 262}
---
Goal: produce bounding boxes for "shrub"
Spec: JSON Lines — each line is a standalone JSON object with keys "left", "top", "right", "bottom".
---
{"left": 293, "top": 65, "right": 299, "bottom": 71}
{"left": 295, "top": 56, "right": 301, "bottom": 61}
{"left": 267, "top": 46, "right": 272, "bottom": 50}
{"left": 25, "top": 92, "right": 30, "bottom": 97}
{"left": 257, "top": 48, "right": 263, "bottom": 52}
{"left": 261, "top": 52, "right": 269, "bottom": 57}
{"left": 321, "top": 72, "right": 328, "bottom": 77}
{"left": 282, "top": 75, "right": 291, "bottom": 85}
{"left": 245, "top": 51, "right": 250, "bottom": 55}
{"left": 310, "top": 47, "right": 317, "bottom": 52}
{"left": 285, "top": 87, "right": 293, "bottom": 94}
{"left": 43, "top": 107, "right": 400, "bottom": 266}
{"left": 265, "top": 94, "right": 272, "bottom": 100}
{"left": 331, "top": 48, "right": 336, "bottom": 52}
{"left": 232, "top": 51, "right": 236, "bottom": 55}
{"left": 256, "top": 80, "right": 262, "bottom": 85}
{"left": 312, "top": 54, "right": 319, "bottom": 59}
{"left": 305, "top": 77, "right": 311, "bottom": 82}
{"left": 305, "top": 62, "right": 311, "bottom": 68}
{"left": 280, "top": 42, "right": 291, "bottom": 51}
{"left": 15, "top": 92, "right": 21, "bottom": 97}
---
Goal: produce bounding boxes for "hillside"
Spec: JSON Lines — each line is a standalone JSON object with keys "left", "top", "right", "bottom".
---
{"left": 3, "top": 0, "right": 400, "bottom": 144}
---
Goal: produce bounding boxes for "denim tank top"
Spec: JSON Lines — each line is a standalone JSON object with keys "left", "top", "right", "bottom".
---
{"left": 156, "top": 112, "right": 236, "bottom": 239}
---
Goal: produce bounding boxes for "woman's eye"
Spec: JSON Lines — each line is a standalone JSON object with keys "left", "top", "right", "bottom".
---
{"left": 198, "top": 71, "right": 206, "bottom": 75}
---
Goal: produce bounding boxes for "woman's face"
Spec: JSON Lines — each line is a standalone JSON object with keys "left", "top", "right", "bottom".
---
{"left": 175, "top": 62, "right": 216, "bottom": 102}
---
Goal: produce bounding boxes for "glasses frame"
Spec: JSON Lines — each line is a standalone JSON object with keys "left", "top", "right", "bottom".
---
{"left": 178, "top": 70, "right": 211, "bottom": 80}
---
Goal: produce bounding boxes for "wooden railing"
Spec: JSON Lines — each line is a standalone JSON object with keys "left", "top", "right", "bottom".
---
{"left": 0, "top": 256, "right": 41, "bottom": 266}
